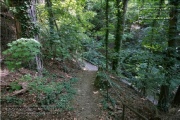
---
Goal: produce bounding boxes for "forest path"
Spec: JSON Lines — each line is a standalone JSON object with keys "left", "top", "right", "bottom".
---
{"left": 72, "top": 62, "right": 105, "bottom": 119}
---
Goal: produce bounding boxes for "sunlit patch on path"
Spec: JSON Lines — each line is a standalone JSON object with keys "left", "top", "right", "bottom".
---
{"left": 81, "top": 60, "right": 98, "bottom": 71}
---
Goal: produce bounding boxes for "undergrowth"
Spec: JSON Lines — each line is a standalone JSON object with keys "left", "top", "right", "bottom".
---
{"left": 1, "top": 96, "right": 24, "bottom": 105}
{"left": 2, "top": 71, "right": 79, "bottom": 113}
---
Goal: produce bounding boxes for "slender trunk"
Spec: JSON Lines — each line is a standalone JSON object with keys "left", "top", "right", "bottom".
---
{"left": 105, "top": 0, "right": 109, "bottom": 70}
{"left": 45, "top": 0, "right": 54, "bottom": 36}
{"left": 29, "top": 0, "right": 43, "bottom": 76}
{"left": 112, "top": 0, "right": 128, "bottom": 71}
{"left": 45, "top": 0, "right": 54, "bottom": 57}
{"left": 45, "top": 0, "right": 58, "bottom": 58}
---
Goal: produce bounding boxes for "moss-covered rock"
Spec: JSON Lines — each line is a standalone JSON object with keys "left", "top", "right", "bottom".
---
{"left": 94, "top": 71, "right": 110, "bottom": 89}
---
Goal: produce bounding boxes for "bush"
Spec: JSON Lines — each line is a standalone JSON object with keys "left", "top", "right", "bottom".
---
{"left": 3, "top": 38, "right": 41, "bottom": 70}
{"left": 20, "top": 74, "right": 78, "bottom": 111}
{"left": 94, "top": 71, "right": 110, "bottom": 89}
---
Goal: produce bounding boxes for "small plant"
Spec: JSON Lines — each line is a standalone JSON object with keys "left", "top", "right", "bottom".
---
{"left": 101, "top": 99, "right": 109, "bottom": 109}
{"left": 2, "top": 96, "right": 24, "bottom": 105}
{"left": 21, "top": 74, "right": 32, "bottom": 81}
{"left": 94, "top": 71, "right": 110, "bottom": 89}
{"left": 20, "top": 73, "right": 78, "bottom": 111}
{"left": 9, "top": 82, "right": 22, "bottom": 91}
{"left": 3, "top": 38, "right": 41, "bottom": 70}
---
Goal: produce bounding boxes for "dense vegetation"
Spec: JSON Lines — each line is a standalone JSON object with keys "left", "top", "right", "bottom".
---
{"left": 1, "top": 0, "right": 180, "bottom": 117}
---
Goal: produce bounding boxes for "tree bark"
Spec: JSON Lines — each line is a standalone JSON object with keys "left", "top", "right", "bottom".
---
{"left": 105, "top": 0, "right": 109, "bottom": 70}
{"left": 112, "top": 0, "right": 122, "bottom": 71}
{"left": 172, "top": 85, "right": 180, "bottom": 106}
{"left": 158, "top": 85, "right": 169, "bottom": 112}
{"left": 112, "top": 0, "right": 128, "bottom": 71}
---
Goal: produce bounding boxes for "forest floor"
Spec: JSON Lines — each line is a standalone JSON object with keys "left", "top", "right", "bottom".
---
{"left": 1, "top": 59, "right": 180, "bottom": 120}
{"left": 72, "top": 70, "right": 106, "bottom": 119}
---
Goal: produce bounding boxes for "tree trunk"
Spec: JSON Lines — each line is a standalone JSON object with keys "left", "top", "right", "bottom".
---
{"left": 158, "top": 85, "right": 169, "bottom": 112}
{"left": 112, "top": 0, "right": 122, "bottom": 71}
{"left": 45, "top": 0, "right": 59, "bottom": 58}
{"left": 172, "top": 85, "right": 180, "bottom": 106}
{"left": 45, "top": 0, "right": 54, "bottom": 36}
{"left": 158, "top": 0, "right": 179, "bottom": 112}
{"left": 112, "top": 0, "right": 128, "bottom": 71}
{"left": 45, "top": 0, "right": 54, "bottom": 53}
{"left": 105, "top": 0, "right": 109, "bottom": 70}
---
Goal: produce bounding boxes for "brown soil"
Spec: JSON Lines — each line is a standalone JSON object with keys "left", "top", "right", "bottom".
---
{"left": 0, "top": 60, "right": 106, "bottom": 120}
{"left": 72, "top": 70, "right": 106, "bottom": 120}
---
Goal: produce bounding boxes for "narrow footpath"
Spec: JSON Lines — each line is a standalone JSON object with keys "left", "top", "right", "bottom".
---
{"left": 73, "top": 61, "right": 105, "bottom": 119}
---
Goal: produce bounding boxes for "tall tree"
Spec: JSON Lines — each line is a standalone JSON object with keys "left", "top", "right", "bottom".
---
{"left": 45, "top": 0, "right": 60, "bottom": 58}
{"left": 105, "top": 0, "right": 109, "bottom": 70}
{"left": 112, "top": 0, "right": 128, "bottom": 71}
{"left": 45, "top": 0, "right": 54, "bottom": 36}
{"left": 158, "top": 0, "right": 180, "bottom": 112}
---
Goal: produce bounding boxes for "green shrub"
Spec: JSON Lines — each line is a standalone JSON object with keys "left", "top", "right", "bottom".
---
{"left": 94, "top": 71, "right": 110, "bottom": 89}
{"left": 20, "top": 73, "right": 78, "bottom": 111}
{"left": 3, "top": 38, "right": 41, "bottom": 70}
{"left": 1, "top": 96, "right": 24, "bottom": 105}
{"left": 10, "top": 82, "right": 22, "bottom": 91}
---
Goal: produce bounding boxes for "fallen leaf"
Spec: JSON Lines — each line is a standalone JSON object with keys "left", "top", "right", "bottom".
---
{"left": 93, "top": 91, "right": 99, "bottom": 94}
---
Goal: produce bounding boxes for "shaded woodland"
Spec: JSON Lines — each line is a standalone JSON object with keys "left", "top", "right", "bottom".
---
{"left": 1, "top": 0, "right": 180, "bottom": 119}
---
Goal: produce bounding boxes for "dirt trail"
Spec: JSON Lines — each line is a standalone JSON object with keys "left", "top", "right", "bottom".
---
{"left": 73, "top": 61, "right": 105, "bottom": 119}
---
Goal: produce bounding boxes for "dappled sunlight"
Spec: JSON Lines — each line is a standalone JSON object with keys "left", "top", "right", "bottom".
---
{"left": 81, "top": 60, "right": 98, "bottom": 71}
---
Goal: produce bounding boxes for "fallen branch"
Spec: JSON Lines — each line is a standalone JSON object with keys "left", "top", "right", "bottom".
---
{"left": 9, "top": 82, "right": 28, "bottom": 96}
{"left": 11, "top": 82, "right": 28, "bottom": 96}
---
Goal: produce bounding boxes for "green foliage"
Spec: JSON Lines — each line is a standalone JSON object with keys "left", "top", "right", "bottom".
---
{"left": 37, "top": 0, "right": 95, "bottom": 60}
{"left": 3, "top": 38, "right": 41, "bottom": 70}
{"left": 101, "top": 99, "right": 109, "bottom": 109}
{"left": 83, "top": 40, "right": 105, "bottom": 66}
{"left": 11, "top": 1, "right": 39, "bottom": 37}
{"left": 142, "top": 26, "right": 168, "bottom": 51}
{"left": 1, "top": 96, "right": 24, "bottom": 105}
{"left": 94, "top": 71, "right": 110, "bottom": 89}
{"left": 21, "top": 73, "right": 78, "bottom": 111}
{"left": 9, "top": 82, "right": 22, "bottom": 91}
{"left": 120, "top": 48, "right": 180, "bottom": 97}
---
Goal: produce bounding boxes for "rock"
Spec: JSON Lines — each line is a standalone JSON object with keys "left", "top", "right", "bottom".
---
{"left": 107, "top": 104, "right": 114, "bottom": 111}
{"left": 114, "top": 110, "right": 123, "bottom": 114}
{"left": 116, "top": 101, "right": 121, "bottom": 105}
{"left": 169, "top": 108, "right": 177, "bottom": 114}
